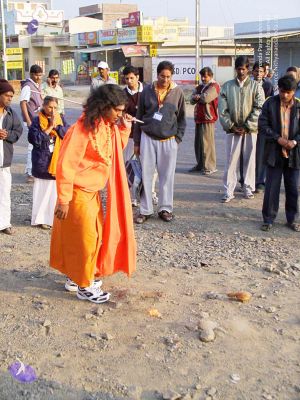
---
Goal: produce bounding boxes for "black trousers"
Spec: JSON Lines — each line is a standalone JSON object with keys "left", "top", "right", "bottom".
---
{"left": 262, "top": 160, "right": 299, "bottom": 224}
{"left": 193, "top": 123, "right": 205, "bottom": 171}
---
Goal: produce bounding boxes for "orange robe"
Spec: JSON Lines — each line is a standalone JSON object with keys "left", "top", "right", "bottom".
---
{"left": 50, "top": 115, "right": 136, "bottom": 287}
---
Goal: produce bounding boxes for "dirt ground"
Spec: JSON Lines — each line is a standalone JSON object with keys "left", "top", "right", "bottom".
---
{"left": 0, "top": 99, "right": 299, "bottom": 400}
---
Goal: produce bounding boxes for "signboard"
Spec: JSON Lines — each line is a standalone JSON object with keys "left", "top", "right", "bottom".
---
{"left": 152, "top": 56, "right": 213, "bottom": 84}
{"left": 78, "top": 33, "right": 87, "bottom": 46}
{"left": 121, "top": 11, "right": 141, "bottom": 28}
{"left": 137, "top": 26, "right": 153, "bottom": 43}
{"left": 6, "top": 48, "right": 23, "bottom": 55}
{"left": 7, "top": 61, "right": 23, "bottom": 70}
{"left": 109, "top": 71, "right": 119, "bottom": 84}
{"left": 27, "top": 19, "right": 39, "bottom": 35}
{"left": 122, "top": 45, "right": 148, "bottom": 57}
{"left": 99, "top": 29, "right": 117, "bottom": 45}
{"left": 86, "top": 32, "right": 98, "bottom": 45}
{"left": 117, "top": 27, "right": 137, "bottom": 44}
{"left": 149, "top": 43, "right": 158, "bottom": 57}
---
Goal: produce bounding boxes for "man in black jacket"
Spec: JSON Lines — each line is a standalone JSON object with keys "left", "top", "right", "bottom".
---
{"left": 0, "top": 79, "right": 23, "bottom": 234}
{"left": 258, "top": 75, "right": 300, "bottom": 231}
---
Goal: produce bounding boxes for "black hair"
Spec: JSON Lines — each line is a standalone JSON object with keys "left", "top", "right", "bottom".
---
{"left": 252, "top": 61, "right": 265, "bottom": 71}
{"left": 278, "top": 75, "right": 297, "bottom": 91}
{"left": 235, "top": 56, "right": 249, "bottom": 69}
{"left": 48, "top": 69, "right": 59, "bottom": 77}
{"left": 157, "top": 61, "right": 174, "bottom": 75}
{"left": 30, "top": 64, "right": 43, "bottom": 74}
{"left": 286, "top": 66, "right": 298, "bottom": 73}
{"left": 200, "top": 67, "right": 213, "bottom": 76}
{"left": 83, "top": 84, "right": 127, "bottom": 130}
{"left": 123, "top": 66, "right": 139, "bottom": 76}
{"left": 43, "top": 96, "right": 58, "bottom": 105}
{"left": 262, "top": 62, "right": 270, "bottom": 68}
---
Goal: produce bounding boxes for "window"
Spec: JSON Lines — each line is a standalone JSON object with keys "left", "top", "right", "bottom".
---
{"left": 218, "top": 56, "right": 232, "bottom": 67}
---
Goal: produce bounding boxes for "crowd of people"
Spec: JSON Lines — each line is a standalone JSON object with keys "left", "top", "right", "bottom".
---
{"left": 0, "top": 56, "right": 299, "bottom": 302}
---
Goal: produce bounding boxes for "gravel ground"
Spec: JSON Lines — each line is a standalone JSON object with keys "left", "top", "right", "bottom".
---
{"left": 0, "top": 96, "right": 299, "bottom": 400}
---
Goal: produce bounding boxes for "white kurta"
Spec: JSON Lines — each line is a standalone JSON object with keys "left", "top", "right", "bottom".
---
{"left": 31, "top": 178, "right": 57, "bottom": 227}
{"left": 0, "top": 111, "right": 12, "bottom": 231}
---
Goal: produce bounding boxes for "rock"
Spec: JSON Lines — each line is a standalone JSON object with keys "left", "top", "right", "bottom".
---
{"left": 206, "top": 292, "right": 224, "bottom": 300}
{"left": 181, "top": 394, "right": 192, "bottom": 400}
{"left": 266, "top": 307, "right": 277, "bottom": 313}
{"left": 84, "top": 313, "right": 94, "bottom": 320}
{"left": 162, "top": 390, "right": 181, "bottom": 400}
{"left": 230, "top": 373, "right": 240, "bottom": 383}
{"left": 187, "top": 232, "right": 195, "bottom": 239}
{"left": 199, "top": 329, "right": 215, "bottom": 343}
{"left": 206, "top": 387, "right": 217, "bottom": 396}
{"left": 199, "top": 311, "right": 210, "bottom": 319}
{"left": 102, "top": 333, "right": 115, "bottom": 340}
{"left": 194, "top": 383, "right": 202, "bottom": 390}
{"left": 198, "top": 319, "right": 218, "bottom": 331}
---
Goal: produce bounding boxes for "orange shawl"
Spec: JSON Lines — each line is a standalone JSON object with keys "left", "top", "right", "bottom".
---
{"left": 39, "top": 111, "right": 63, "bottom": 177}
{"left": 96, "top": 123, "right": 136, "bottom": 277}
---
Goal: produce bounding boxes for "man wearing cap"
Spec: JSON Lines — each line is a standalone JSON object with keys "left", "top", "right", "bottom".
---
{"left": 0, "top": 79, "right": 23, "bottom": 235}
{"left": 91, "top": 61, "right": 116, "bottom": 90}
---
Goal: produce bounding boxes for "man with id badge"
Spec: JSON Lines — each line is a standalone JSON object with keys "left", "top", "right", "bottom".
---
{"left": 133, "top": 61, "right": 186, "bottom": 224}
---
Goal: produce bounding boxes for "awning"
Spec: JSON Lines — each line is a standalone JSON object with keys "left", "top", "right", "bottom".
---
{"left": 74, "top": 45, "right": 122, "bottom": 53}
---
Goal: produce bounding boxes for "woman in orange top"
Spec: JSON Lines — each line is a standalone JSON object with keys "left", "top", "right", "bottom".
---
{"left": 50, "top": 85, "right": 136, "bottom": 303}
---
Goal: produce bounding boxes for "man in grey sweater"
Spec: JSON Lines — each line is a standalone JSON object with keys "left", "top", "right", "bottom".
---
{"left": 133, "top": 61, "right": 186, "bottom": 223}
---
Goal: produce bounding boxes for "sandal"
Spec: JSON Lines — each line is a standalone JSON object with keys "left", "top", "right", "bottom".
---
{"left": 261, "top": 223, "right": 272, "bottom": 231}
{"left": 286, "top": 222, "right": 300, "bottom": 232}
{"left": 158, "top": 210, "right": 174, "bottom": 222}
{"left": 134, "top": 214, "right": 151, "bottom": 224}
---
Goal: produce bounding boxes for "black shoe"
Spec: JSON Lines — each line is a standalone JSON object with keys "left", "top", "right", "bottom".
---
{"left": 188, "top": 166, "right": 202, "bottom": 173}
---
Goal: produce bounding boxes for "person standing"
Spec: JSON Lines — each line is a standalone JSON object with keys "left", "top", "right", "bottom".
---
{"left": 189, "top": 67, "right": 220, "bottom": 175}
{"left": 0, "top": 80, "right": 23, "bottom": 235}
{"left": 50, "top": 84, "right": 136, "bottom": 303}
{"left": 28, "top": 96, "right": 68, "bottom": 229}
{"left": 133, "top": 60, "right": 186, "bottom": 223}
{"left": 286, "top": 66, "right": 300, "bottom": 99}
{"left": 259, "top": 75, "right": 300, "bottom": 232}
{"left": 41, "top": 69, "right": 65, "bottom": 115}
{"left": 252, "top": 61, "right": 267, "bottom": 193}
{"left": 219, "top": 56, "right": 265, "bottom": 203}
{"left": 20, "top": 64, "right": 43, "bottom": 183}
{"left": 90, "top": 61, "right": 116, "bottom": 90}
{"left": 262, "top": 62, "right": 274, "bottom": 98}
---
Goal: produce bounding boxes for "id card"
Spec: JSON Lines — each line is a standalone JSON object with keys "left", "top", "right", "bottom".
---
{"left": 153, "top": 112, "right": 163, "bottom": 121}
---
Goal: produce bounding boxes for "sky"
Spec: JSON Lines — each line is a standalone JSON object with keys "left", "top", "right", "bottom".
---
{"left": 52, "top": 0, "right": 300, "bottom": 26}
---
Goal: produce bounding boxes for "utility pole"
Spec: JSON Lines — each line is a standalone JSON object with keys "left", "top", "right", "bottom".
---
{"left": 195, "top": 0, "right": 200, "bottom": 85}
{"left": 0, "top": 0, "right": 7, "bottom": 79}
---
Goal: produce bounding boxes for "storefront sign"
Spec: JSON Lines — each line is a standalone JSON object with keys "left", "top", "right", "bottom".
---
{"left": 78, "top": 32, "right": 98, "bottom": 45}
{"left": 109, "top": 71, "right": 119, "bottom": 84}
{"left": 149, "top": 43, "right": 158, "bottom": 57}
{"left": 122, "top": 45, "right": 148, "bottom": 57}
{"left": 6, "top": 48, "right": 23, "bottom": 69}
{"left": 78, "top": 32, "right": 87, "bottom": 46}
{"left": 117, "top": 27, "right": 137, "bottom": 44}
{"left": 7, "top": 61, "right": 23, "bottom": 70}
{"left": 99, "top": 29, "right": 117, "bottom": 45}
{"left": 6, "top": 48, "right": 23, "bottom": 56}
{"left": 137, "top": 26, "right": 153, "bottom": 43}
{"left": 121, "top": 11, "right": 141, "bottom": 28}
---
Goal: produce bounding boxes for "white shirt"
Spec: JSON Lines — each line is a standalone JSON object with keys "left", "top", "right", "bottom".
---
{"left": 0, "top": 111, "right": 7, "bottom": 167}
{"left": 19, "top": 78, "right": 40, "bottom": 102}
{"left": 237, "top": 77, "right": 248, "bottom": 88}
{"left": 126, "top": 82, "right": 143, "bottom": 96}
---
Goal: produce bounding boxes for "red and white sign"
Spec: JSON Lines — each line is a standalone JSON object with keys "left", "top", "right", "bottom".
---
{"left": 122, "top": 45, "right": 148, "bottom": 57}
{"left": 121, "top": 11, "right": 141, "bottom": 28}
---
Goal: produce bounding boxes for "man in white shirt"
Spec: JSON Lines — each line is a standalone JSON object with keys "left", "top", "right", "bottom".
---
{"left": 90, "top": 61, "right": 116, "bottom": 90}
{"left": 19, "top": 64, "right": 43, "bottom": 182}
{"left": 41, "top": 69, "right": 64, "bottom": 115}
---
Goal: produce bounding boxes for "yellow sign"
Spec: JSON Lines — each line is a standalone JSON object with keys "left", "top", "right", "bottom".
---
{"left": 109, "top": 71, "right": 119, "bottom": 84}
{"left": 7, "top": 61, "right": 23, "bottom": 70}
{"left": 137, "top": 26, "right": 153, "bottom": 43}
{"left": 149, "top": 43, "right": 158, "bottom": 57}
{"left": 6, "top": 48, "right": 23, "bottom": 55}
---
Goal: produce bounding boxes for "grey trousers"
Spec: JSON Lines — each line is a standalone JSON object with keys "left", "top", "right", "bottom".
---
{"left": 139, "top": 132, "right": 178, "bottom": 215}
{"left": 194, "top": 123, "right": 216, "bottom": 171}
{"left": 223, "top": 133, "right": 257, "bottom": 196}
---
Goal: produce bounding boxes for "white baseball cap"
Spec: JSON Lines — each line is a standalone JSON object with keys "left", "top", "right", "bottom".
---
{"left": 98, "top": 61, "right": 109, "bottom": 69}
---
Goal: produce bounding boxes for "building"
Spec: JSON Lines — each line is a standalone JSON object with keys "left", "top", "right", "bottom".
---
{"left": 234, "top": 17, "right": 300, "bottom": 84}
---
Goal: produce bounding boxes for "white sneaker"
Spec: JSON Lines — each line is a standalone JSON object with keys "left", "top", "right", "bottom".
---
{"left": 65, "top": 278, "right": 102, "bottom": 292}
{"left": 221, "top": 194, "right": 235, "bottom": 203}
{"left": 77, "top": 285, "right": 110, "bottom": 304}
{"left": 65, "top": 278, "right": 78, "bottom": 292}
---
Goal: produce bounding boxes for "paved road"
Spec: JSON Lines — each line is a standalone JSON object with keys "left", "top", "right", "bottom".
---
{"left": 10, "top": 99, "right": 227, "bottom": 199}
